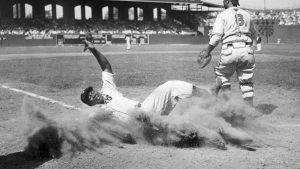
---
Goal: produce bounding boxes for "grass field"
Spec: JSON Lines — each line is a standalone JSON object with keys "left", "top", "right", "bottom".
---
{"left": 0, "top": 44, "right": 299, "bottom": 169}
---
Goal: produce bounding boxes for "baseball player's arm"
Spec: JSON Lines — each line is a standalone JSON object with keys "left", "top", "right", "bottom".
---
{"left": 83, "top": 40, "right": 113, "bottom": 73}
{"left": 209, "top": 15, "right": 224, "bottom": 47}
{"left": 197, "top": 15, "right": 223, "bottom": 67}
{"left": 249, "top": 21, "right": 258, "bottom": 49}
{"left": 204, "top": 15, "right": 224, "bottom": 56}
{"left": 205, "top": 45, "right": 216, "bottom": 56}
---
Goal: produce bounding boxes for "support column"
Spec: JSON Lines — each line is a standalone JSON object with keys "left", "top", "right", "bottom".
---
{"left": 165, "top": 4, "right": 171, "bottom": 20}
{"left": 134, "top": 6, "right": 138, "bottom": 21}
{"left": 144, "top": 7, "right": 153, "bottom": 21}
{"left": 92, "top": 6, "right": 100, "bottom": 19}
{"left": 20, "top": 2, "right": 25, "bottom": 19}
{"left": 157, "top": 7, "right": 161, "bottom": 21}
{"left": 34, "top": 2, "right": 44, "bottom": 19}
{"left": 54, "top": 3, "right": 57, "bottom": 19}
{"left": 81, "top": 4, "right": 86, "bottom": 20}
{"left": 109, "top": 5, "right": 113, "bottom": 20}
{"left": 2, "top": 0, "right": 13, "bottom": 19}
{"left": 119, "top": 6, "right": 128, "bottom": 21}
{"left": 0, "top": 1, "right": 3, "bottom": 19}
{"left": 52, "top": 3, "right": 57, "bottom": 19}
{"left": 63, "top": 3, "right": 74, "bottom": 22}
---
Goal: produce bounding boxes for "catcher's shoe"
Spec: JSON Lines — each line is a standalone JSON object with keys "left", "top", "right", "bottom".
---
{"left": 210, "top": 78, "right": 222, "bottom": 96}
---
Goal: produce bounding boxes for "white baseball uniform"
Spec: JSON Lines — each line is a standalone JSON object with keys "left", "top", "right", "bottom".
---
{"left": 98, "top": 72, "right": 195, "bottom": 119}
{"left": 209, "top": 7, "right": 257, "bottom": 99}
{"left": 125, "top": 36, "right": 131, "bottom": 50}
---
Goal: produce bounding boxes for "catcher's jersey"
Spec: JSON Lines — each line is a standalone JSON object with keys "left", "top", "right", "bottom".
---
{"left": 99, "top": 72, "right": 140, "bottom": 116}
{"left": 209, "top": 7, "right": 257, "bottom": 46}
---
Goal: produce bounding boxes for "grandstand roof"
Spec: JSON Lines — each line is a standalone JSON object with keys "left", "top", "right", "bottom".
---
{"left": 103, "top": 0, "right": 223, "bottom": 8}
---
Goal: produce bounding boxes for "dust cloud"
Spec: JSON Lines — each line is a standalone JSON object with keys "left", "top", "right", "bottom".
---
{"left": 127, "top": 93, "right": 264, "bottom": 149}
{"left": 21, "top": 94, "right": 266, "bottom": 158}
{"left": 22, "top": 99, "right": 135, "bottom": 158}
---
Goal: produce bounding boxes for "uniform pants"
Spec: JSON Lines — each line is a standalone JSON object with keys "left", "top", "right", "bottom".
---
{"left": 141, "top": 80, "right": 198, "bottom": 116}
{"left": 215, "top": 45, "right": 255, "bottom": 99}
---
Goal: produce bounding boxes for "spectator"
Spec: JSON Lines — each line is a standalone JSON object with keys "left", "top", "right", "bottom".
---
{"left": 256, "top": 34, "right": 262, "bottom": 51}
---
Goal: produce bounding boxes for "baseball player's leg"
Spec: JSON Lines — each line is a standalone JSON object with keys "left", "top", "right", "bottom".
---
{"left": 209, "top": 77, "right": 222, "bottom": 96}
{"left": 127, "top": 42, "right": 131, "bottom": 50}
{"left": 141, "top": 80, "right": 194, "bottom": 116}
{"left": 218, "top": 125, "right": 253, "bottom": 145}
{"left": 214, "top": 63, "right": 235, "bottom": 95}
{"left": 237, "top": 62, "right": 255, "bottom": 106}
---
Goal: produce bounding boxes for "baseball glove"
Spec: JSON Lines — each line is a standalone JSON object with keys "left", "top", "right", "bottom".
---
{"left": 83, "top": 39, "right": 95, "bottom": 52}
{"left": 197, "top": 50, "right": 212, "bottom": 69}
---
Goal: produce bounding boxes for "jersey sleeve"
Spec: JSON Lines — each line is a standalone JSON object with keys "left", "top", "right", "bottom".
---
{"left": 101, "top": 71, "right": 119, "bottom": 93}
{"left": 209, "top": 14, "right": 224, "bottom": 46}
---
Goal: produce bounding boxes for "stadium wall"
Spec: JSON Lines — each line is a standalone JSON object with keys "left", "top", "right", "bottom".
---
{"left": 1, "top": 25, "right": 300, "bottom": 47}
{"left": 0, "top": 34, "right": 208, "bottom": 47}
{"left": 149, "top": 35, "right": 208, "bottom": 44}
{"left": 0, "top": 35, "right": 56, "bottom": 47}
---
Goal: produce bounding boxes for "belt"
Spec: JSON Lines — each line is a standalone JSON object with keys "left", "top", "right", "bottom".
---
{"left": 222, "top": 42, "right": 252, "bottom": 49}
{"left": 227, "top": 42, "right": 252, "bottom": 47}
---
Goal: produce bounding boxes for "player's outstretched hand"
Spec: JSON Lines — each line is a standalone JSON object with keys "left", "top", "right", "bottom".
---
{"left": 83, "top": 39, "right": 95, "bottom": 52}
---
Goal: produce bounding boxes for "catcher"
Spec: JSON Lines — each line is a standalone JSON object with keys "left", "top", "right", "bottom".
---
{"left": 197, "top": 0, "right": 258, "bottom": 106}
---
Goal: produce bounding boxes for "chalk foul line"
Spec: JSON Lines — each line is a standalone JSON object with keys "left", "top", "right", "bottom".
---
{"left": 1, "top": 84, "right": 300, "bottom": 127}
{"left": 1, "top": 84, "right": 81, "bottom": 111}
{"left": 0, "top": 84, "right": 131, "bottom": 121}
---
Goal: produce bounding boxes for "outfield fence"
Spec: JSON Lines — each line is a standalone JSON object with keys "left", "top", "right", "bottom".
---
{"left": 0, "top": 34, "right": 208, "bottom": 47}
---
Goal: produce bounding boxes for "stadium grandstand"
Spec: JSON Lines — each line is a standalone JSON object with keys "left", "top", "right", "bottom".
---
{"left": 0, "top": 0, "right": 222, "bottom": 37}
{"left": 1, "top": 0, "right": 299, "bottom": 45}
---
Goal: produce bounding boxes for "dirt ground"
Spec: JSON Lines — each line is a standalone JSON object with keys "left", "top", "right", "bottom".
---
{"left": 0, "top": 44, "right": 299, "bottom": 169}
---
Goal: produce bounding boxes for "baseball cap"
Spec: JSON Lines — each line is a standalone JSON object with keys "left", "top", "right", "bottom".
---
{"left": 81, "top": 86, "right": 94, "bottom": 106}
{"left": 231, "top": 0, "right": 240, "bottom": 6}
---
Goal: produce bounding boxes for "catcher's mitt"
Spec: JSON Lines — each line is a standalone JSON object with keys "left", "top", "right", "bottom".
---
{"left": 197, "top": 50, "right": 212, "bottom": 69}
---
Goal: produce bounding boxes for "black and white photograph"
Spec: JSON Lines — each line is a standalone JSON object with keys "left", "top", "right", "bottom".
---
{"left": 0, "top": 0, "right": 299, "bottom": 168}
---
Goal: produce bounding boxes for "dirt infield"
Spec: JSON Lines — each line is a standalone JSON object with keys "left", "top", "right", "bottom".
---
{"left": 0, "top": 44, "right": 299, "bottom": 169}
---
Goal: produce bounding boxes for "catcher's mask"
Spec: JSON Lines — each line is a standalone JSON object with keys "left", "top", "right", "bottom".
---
{"left": 81, "top": 86, "right": 94, "bottom": 106}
